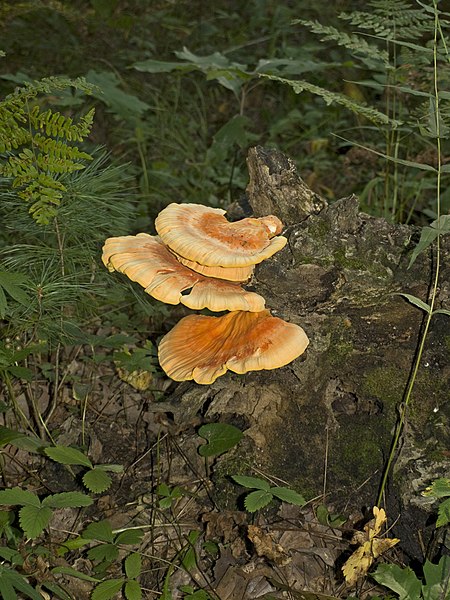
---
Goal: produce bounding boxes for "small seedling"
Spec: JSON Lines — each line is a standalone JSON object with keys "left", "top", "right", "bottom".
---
{"left": 316, "top": 504, "right": 346, "bottom": 528}
{"left": 0, "top": 487, "right": 93, "bottom": 539}
{"left": 232, "top": 475, "right": 306, "bottom": 512}
{"left": 156, "top": 483, "right": 184, "bottom": 509}
{"left": 90, "top": 552, "right": 143, "bottom": 600}
{"left": 44, "top": 445, "right": 123, "bottom": 494}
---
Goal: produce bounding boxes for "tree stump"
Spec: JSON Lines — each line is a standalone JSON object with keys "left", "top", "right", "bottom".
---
{"left": 163, "top": 146, "right": 450, "bottom": 562}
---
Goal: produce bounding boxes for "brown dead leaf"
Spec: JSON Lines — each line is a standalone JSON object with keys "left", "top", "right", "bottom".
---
{"left": 342, "top": 506, "right": 399, "bottom": 586}
{"left": 248, "top": 525, "right": 291, "bottom": 566}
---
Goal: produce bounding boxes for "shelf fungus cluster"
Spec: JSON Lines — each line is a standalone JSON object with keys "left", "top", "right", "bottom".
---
{"left": 102, "top": 203, "right": 309, "bottom": 384}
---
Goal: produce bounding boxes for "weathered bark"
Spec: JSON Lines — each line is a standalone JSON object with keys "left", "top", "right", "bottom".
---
{"left": 163, "top": 146, "right": 450, "bottom": 562}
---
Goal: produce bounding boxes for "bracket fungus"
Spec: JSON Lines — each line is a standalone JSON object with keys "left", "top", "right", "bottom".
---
{"left": 102, "top": 233, "right": 265, "bottom": 312}
{"left": 155, "top": 203, "right": 287, "bottom": 267}
{"left": 103, "top": 202, "right": 309, "bottom": 385}
{"left": 158, "top": 310, "right": 309, "bottom": 385}
{"left": 169, "top": 250, "right": 254, "bottom": 282}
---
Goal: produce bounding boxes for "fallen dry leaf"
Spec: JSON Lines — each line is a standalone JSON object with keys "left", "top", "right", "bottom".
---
{"left": 342, "top": 506, "right": 399, "bottom": 585}
{"left": 248, "top": 524, "right": 291, "bottom": 566}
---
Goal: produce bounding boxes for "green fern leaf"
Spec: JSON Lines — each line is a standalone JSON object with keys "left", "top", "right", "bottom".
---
{"left": 340, "top": 2, "right": 432, "bottom": 40}
{"left": 0, "top": 77, "right": 95, "bottom": 225}
{"left": 296, "top": 19, "right": 389, "bottom": 64}
{"left": 261, "top": 73, "right": 401, "bottom": 127}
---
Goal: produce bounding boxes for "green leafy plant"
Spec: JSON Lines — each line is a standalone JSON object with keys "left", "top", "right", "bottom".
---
{"left": 315, "top": 504, "right": 346, "bottom": 528}
{"left": 197, "top": 423, "right": 243, "bottom": 458}
{"left": 44, "top": 445, "right": 123, "bottom": 494}
{"left": 59, "top": 519, "right": 144, "bottom": 565}
{"left": 156, "top": 483, "right": 184, "bottom": 510}
{"left": 0, "top": 563, "right": 44, "bottom": 600}
{"left": 0, "top": 76, "right": 95, "bottom": 225}
{"left": 52, "top": 520, "right": 145, "bottom": 599}
{"left": 372, "top": 555, "right": 450, "bottom": 600}
{"left": 90, "top": 552, "right": 143, "bottom": 600}
{"left": 423, "top": 478, "right": 450, "bottom": 528}
{"left": 0, "top": 487, "right": 93, "bottom": 539}
{"left": 232, "top": 475, "right": 306, "bottom": 513}
{"left": 292, "top": 0, "right": 450, "bottom": 222}
{"left": 0, "top": 428, "right": 122, "bottom": 494}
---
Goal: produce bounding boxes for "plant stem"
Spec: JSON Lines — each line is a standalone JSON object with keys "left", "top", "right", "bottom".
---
{"left": 377, "top": 1, "right": 443, "bottom": 506}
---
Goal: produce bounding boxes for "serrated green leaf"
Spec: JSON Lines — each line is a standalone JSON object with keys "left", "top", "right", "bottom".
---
{"left": 19, "top": 505, "right": 52, "bottom": 539}
{"left": 44, "top": 445, "right": 93, "bottom": 468}
{"left": 244, "top": 490, "right": 274, "bottom": 512}
{"left": 83, "top": 520, "right": 114, "bottom": 542}
{"left": 198, "top": 423, "right": 242, "bottom": 457}
{"left": 372, "top": 564, "right": 422, "bottom": 600}
{"left": 114, "top": 529, "right": 144, "bottom": 545}
{"left": 0, "top": 488, "right": 41, "bottom": 507}
{"left": 51, "top": 566, "right": 100, "bottom": 582}
{"left": 232, "top": 475, "right": 270, "bottom": 491}
{"left": 87, "top": 543, "right": 119, "bottom": 563}
{"left": 436, "top": 498, "right": 450, "bottom": 528}
{"left": 271, "top": 486, "right": 306, "bottom": 506}
{"left": 124, "top": 579, "right": 142, "bottom": 600}
{"left": 83, "top": 468, "right": 112, "bottom": 493}
{"left": 42, "top": 492, "right": 93, "bottom": 509}
{"left": 398, "top": 293, "right": 432, "bottom": 313}
{"left": 91, "top": 579, "right": 125, "bottom": 600}
{"left": 125, "top": 553, "right": 141, "bottom": 579}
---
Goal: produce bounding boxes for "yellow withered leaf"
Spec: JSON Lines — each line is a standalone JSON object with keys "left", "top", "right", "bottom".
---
{"left": 116, "top": 366, "right": 153, "bottom": 391}
{"left": 342, "top": 506, "right": 400, "bottom": 586}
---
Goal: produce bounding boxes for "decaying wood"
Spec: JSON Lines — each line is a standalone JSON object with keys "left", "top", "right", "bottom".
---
{"left": 163, "top": 146, "right": 450, "bottom": 564}
{"left": 246, "top": 146, "right": 327, "bottom": 224}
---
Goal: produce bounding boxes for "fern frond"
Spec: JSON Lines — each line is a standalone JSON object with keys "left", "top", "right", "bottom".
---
{"left": 2, "top": 76, "right": 95, "bottom": 107}
{"left": 296, "top": 19, "right": 389, "bottom": 65}
{"left": 340, "top": 1, "right": 433, "bottom": 40}
{"left": 261, "top": 73, "right": 401, "bottom": 127}
{"left": 28, "top": 106, "right": 95, "bottom": 141}
{"left": 0, "top": 77, "right": 95, "bottom": 225}
{"left": 32, "top": 134, "right": 92, "bottom": 161}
